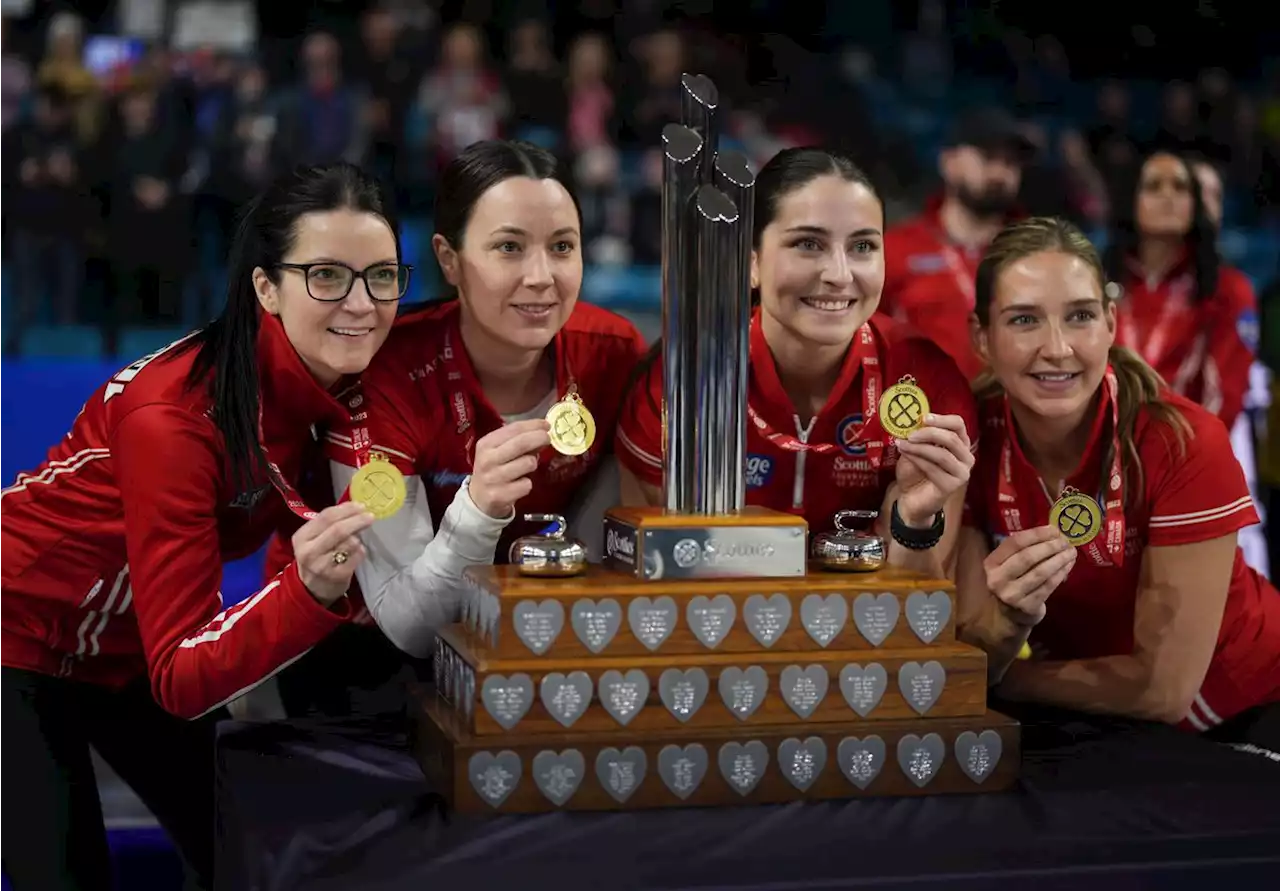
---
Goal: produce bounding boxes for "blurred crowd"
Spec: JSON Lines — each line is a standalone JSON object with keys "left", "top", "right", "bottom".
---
{"left": 3, "top": 2, "right": 1280, "bottom": 353}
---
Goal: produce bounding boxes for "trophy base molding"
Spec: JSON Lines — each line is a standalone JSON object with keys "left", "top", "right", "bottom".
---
{"left": 411, "top": 686, "right": 1021, "bottom": 814}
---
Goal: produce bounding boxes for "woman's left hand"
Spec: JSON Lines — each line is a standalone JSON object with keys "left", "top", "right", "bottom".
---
{"left": 893, "top": 413, "right": 974, "bottom": 526}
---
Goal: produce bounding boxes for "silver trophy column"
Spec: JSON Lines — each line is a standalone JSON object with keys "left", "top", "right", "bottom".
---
{"left": 660, "top": 73, "right": 756, "bottom": 515}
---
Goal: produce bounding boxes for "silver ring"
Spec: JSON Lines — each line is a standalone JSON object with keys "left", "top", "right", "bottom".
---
{"left": 332, "top": 550, "right": 349, "bottom": 566}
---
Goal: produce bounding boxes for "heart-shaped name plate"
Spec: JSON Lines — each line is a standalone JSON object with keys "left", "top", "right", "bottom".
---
{"left": 659, "top": 667, "right": 709, "bottom": 722}
{"left": 571, "top": 598, "right": 622, "bottom": 653}
{"left": 742, "top": 593, "right": 792, "bottom": 647}
{"left": 955, "top": 729, "right": 1003, "bottom": 784}
{"left": 718, "top": 740, "right": 769, "bottom": 796}
{"left": 838, "top": 663, "right": 888, "bottom": 717}
{"left": 778, "top": 736, "right": 827, "bottom": 791}
{"left": 469, "top": 750, "right": 522, "bottom": 807}
{"left": 852, "top": 592, "right": 899, "bottom": 646}
{"left": 512, "top": 599, "right": 565, "bottom": 655}
{"left": 532, "top": 749, "right": 585, "bottom": 806}
{"left": 481, "top": 673, "right": 534, "bottom": 730}
{"left": 658, "top": 743, "right": 708, "bottom": 799}
{"left": 897, "top": 660, "right": 946, "bottom": 715}
{"left": 904, "top": 589, "right": 952, "bottom": 644}
{"left": 717, "top": 666, "right": 768, "bottom": 720}
{"left": 687, "top": 593, "right": 737, "bottom": 649}
{"left": 595, "top": 746, "right": 647, "bottom": 803}
{"left": 837, "top": 735, "right": 885, "bottom": 790}
{"left": 628, "top": 595, "right": 677, "bottom": 651}
{"left": 780, "top": 664, "right": 829, "bottom": 719}
{"left": 539, "top": 671, "right": 592, "bottom": 727}
{"left": 598, "top": 669, "right": 650, "bottom": 726}
{"left": 800, "top": 593, "right": 848, "bottom": 647}
{"left": 897, "top": 733, "right": 945, "bottom": 787}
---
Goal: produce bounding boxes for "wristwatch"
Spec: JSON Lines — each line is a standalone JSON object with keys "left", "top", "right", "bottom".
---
{"left": 890, "top": 500, "right": 944, "bottom": 550}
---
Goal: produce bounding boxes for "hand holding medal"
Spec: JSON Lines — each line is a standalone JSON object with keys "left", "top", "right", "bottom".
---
{"left": 468, "top": 418, "right": 552, "bottom": 519}
{"left": 982, "top": 526, "right": 1077, "bottom": 627}
{"left": 880, "top": 376, "right": 974, "bottom": 526}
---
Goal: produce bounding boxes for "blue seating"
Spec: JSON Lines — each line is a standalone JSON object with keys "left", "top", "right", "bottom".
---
{"left": 19, "top": 324, "right": 104, "bottom": 358}
{"left": 115, "top": 327, "right": 191, "bottom": 362}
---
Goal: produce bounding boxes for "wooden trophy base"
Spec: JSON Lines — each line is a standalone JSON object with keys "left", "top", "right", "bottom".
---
{"left": 601, "top": 505, "right": 809, "bottom": 580}
{"left": 462, "top": 563, "right": 956, "bottom": 659}
{"left": 435, "top": 625, "right": 986, "bottom": 737}
{"left": 412, "top": 686, "right": 1020, "bottom": 813}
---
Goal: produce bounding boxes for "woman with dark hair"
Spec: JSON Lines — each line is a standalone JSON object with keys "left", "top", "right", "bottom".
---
{"left": 1, "top": 162, "right": 404, "bottom": 888}
{"left": 959, "top": 217, "right": 1279, "bottom": 744}
{"left": 316, "top": 139, "right": 646, "bottom": 659}
{"left": 1103, "top": 150, "right": 1258, "bottom": 429}
{"left": 617, "top": 147, "right": 977, "bottom": 576}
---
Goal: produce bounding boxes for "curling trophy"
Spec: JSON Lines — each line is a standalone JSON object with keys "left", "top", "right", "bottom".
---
{"left": 411, "top": 75, "right": 1021, "bottom": 812}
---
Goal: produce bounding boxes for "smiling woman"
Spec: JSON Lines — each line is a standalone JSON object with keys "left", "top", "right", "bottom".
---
{"left": 617, "top": 146, "right": 978, "bottom": 579}
{"left": 957, "top": 216, "right": 1280, "bottom": 744}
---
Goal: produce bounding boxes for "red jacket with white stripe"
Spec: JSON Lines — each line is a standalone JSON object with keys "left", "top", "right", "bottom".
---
{"left": 1115, "top": 258, "right": 1258, "bottom": 429}
{"left": 0, "top": 315, "right": 354, "bottom": 718}
{"left": 964, "top": 389, "right": 1280, "bottom": 728}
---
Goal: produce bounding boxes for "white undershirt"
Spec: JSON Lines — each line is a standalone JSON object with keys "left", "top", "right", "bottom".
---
{"left": 338, "top": 389, "right": 619, "bottom": 657}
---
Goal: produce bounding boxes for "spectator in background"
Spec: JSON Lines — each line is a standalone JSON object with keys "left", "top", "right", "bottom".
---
{"left": 1105, "top": 151, "right": 1258, "bottom": 430}
{"left": 415, "top": 23, "right": 508, "bottom": 169}
{"left": 272, "top": 33, "right": 368, "bottom": 169}
{"left": 1190, "top": 155, "right": 1225, "bottom": 229}
{"left": 620, "top": 28, "right": 684, "bottom": 149}
{"left": 355, "top": 6, "right": 420, "bottom": 191}
{"left": 2, "top": 17, "right": 32, "bottom": 131}
{"left": 1087, "top": 80, "right": 1142, "bottom": 204}
{"left": 505, "top": 18, "right": 566, "bottom": 142}
{"left": 565, "top": 32, "right": 625, "bottom": 259}
{"left": 1153, "top": 81, "right": 1212, "bottom": 159}
{"left": 882, "top": 108, "right": 1034, "bottom": 380}
{"left": 34, "top": 11, "right": 100, "bottom": 144}
{"left": 3, "top": 84, "right": 89, "bottom": 352}
{"left": 106, "top": 80, "right": 188, "bottom": 330}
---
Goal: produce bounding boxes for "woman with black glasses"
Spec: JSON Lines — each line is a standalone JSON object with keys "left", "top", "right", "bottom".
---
{"left": 1, "top": 162, "right": 405, "bottom": 890}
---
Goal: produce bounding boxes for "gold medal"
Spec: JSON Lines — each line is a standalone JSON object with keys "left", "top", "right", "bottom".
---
{"left": 878, "top": 375, "right": 930, "bottom": 438}
{"left": 546, "top": 390, "right": 596, "bottom": 456}
{"left": 349, "top": 453, "right": 407, "bottom": 520}
{"left": 1049, "top": 486, "right": 1102, "bottom": 547}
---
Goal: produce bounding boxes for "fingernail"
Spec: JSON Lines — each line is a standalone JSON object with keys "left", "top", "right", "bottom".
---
{"left": 926, "top": 413, "right": 938, "bottom": 422}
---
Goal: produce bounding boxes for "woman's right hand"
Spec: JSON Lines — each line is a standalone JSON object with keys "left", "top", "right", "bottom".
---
{"left": 467, "top": 419, "right": 552, "bottom": 519}
{"left": 982, "top": 526, "right": 1077, "bottom": 627}
{"left": 293, "top": 502, "right": 377, "bottom": 606}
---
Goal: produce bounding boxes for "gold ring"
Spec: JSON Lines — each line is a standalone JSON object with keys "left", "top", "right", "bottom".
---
{"left": 332, "top": 551, "right": 349, "bottom": 566}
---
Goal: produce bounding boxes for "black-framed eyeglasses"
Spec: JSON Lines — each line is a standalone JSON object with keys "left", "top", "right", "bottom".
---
{"left": 276, "top": 262, "right": 413, "bottom": 303}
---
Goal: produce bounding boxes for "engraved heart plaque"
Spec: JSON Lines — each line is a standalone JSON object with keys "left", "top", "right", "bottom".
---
{"left": 598, "top": 669, "right": 650, "bottom": 726}
{"left": 571, "top": 598, "right": 622, "bottom": 653}
{"left": 595, "top": 746, "right": 647, "bottom": 803}
{"left": 904, "top": 590, "right": 952, "bottom": 644}
{"left": 800, "top": 593, "right": 848, "bottom": 647}
{"left": 481, "top": 673, "right": 533, "bottom": 730}
{"left": 743, "top": 593, "right": 792, "bottom": 648}
{"left": 955, "top": 729, "right": 1003, "bottom": 784}
{"left": 658, "top": 743, "right": 708, "bottom": 799}
{"left": 897, "top": 733, "right": 945, "bottom": 787}
{"left": 897, "top": 660, "right": 946, "bottom": 715}
{"left": 780, "top": 664, "right": 829, "bottom": 719}
{"left": 539, "top": 671, "right": 592, "bottom": 727}
{"left": 718, "top": 666, "right": 768, "bottom": 720}
{"left": 778, "top": 736, "right": 828, "bottom": 792}
{"left": 852, "top": 592, "right": 900, "bottom": 646}
{"left": 838, "top": 663, "right": 888, "bottom": 717}
{"left": 512, "top": 599, "right": 565, "bottom": 655}
{"left": 532, "top": 749, "right": 585, "bottom": 805}
{"left": 837, "top": 736, "right": 885, "bottom": 790}
{"left": 718, "top": 740, "right": 769, "bottom": 796}
{"left": 468, "top": 750, "right": 522, "bottom": 807}
{"left": 687, "top": 594, "right": 737, "bottom": 649}
{"left": 628, "top": 596, "right": 677, "bottom": 651}
{"left": 658, "top": 667, "right": 709, "bottom": 722}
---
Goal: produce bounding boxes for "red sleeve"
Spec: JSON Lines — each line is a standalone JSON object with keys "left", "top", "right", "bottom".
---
{"left": 112, "top": 405, "right": 350, "bottom": 719}
{"left": 1144, "top": 405, "right": 1260, "bottom": 547}
{"left": 615, "top": 356, "right": 664, "bottom": 487}
{"left": 262, "top": 532, "right": 293, "bottom": 581}
{"left": 1204, "top": 269, "right": 1258, "bottom": 429}
{"left": 324, "top": 359, "right": 430, "bottom": 476}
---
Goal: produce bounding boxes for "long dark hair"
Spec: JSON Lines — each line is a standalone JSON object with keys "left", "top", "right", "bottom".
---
{"left": 974, "top": 217, "right": 1190, "bottom": 499}
{"left": 432, "top": 139, "right": 580, "bottom": 301}
{"left": 1102, "top": 150, "right": 1219, "bottom": 303}
{"left": 180, "top": 162, "right": 399, "bottom": 492}
{"left": 630, "top": 146, "right": 881, "bottom": 408}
